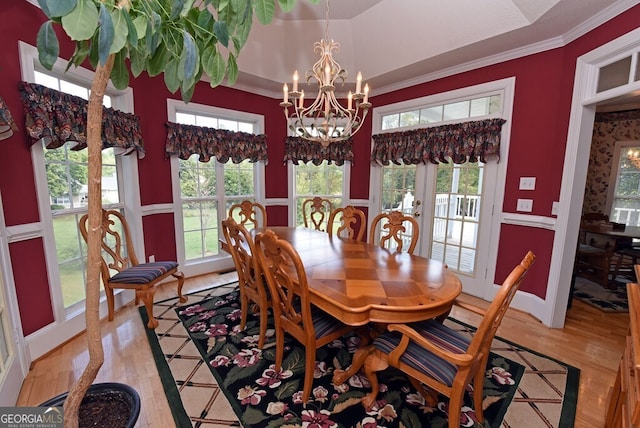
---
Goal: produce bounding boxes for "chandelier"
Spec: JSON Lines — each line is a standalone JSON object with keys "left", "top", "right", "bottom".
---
{"left": 280, "top": 0, "right": 371, "bottom": 147}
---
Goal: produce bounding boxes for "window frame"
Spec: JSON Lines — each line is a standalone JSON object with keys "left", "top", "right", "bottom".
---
{"left": 606, "top": 140, "right": 640, "bottom": 225}
{"left": 19, "top": 41, "right": 141, "bottom": 323}
{"left": 167, "top": 99, "right": 265, "bottom": 277}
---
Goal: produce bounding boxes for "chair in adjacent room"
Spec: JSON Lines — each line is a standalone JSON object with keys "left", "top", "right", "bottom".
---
{"left": 327, "top": 205, "right": 366, "bottom": 241}
{"left": 228, "top": 200, "right": 267, "bottom": 229}
{"left": 254, "top": 228, "right": 353, "bottom": 403}
{"left": 79, "top": 209, "right": 187, "bottom": 329}
{"left": 302, "top": 197, "right": 333, "bottom": 231}
{"left": 369, "top": 210, "right": 420, "bottom": 254}
{"left": 361, "top": 251, "right": 536, "bottom": 428}
{"left": 574, "top": 212, "right": 613, "bottom": 288}
{"left": 221, "top": 217, "right": 270, "bottom": 348}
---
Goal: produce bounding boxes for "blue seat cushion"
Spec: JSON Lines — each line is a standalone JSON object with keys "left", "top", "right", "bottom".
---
{"left": 110, "top": 261, "right": 178, "bottom": 284}
{"left": 373, "top": 319, "right": 472, "bottom": 386}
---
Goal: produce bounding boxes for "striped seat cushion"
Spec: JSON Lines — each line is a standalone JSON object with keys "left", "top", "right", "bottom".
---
{"left": 110, "top": 261, "right": 178, "bottom": 284}
{"left": 311, "top": 306, "right": 347, "bottom": 338}
{"left": 373, "top": 319, "right": 472, "bottom": 386}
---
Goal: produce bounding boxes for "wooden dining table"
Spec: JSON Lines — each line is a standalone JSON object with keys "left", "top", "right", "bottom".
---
{"left": 229, "top": 226, "right": 463, "bottom": 385}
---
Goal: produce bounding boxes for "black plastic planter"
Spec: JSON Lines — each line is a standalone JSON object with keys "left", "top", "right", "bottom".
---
{"left": 40, "top": 382, "right": 141, "bottom": 428}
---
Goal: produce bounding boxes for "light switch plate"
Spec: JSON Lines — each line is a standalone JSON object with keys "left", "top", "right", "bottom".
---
{"left": 551, "top": 201, "right": 559, "bottom": 215}
{"left": 519, "top": 177, "right": 536, "bottom": 190}
{"left": 517, "top": 199, "right": 533, "bottom": 212}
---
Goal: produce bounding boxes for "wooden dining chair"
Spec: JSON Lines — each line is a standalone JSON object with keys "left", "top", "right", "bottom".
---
{"left": 327, "top": 205, "right": 366, "bottom": 240}
{"left": 575, "top": 213, "right": 613, "bottom": 288}
{"left": 221, "top": 217, "right": 271, "bottom": 348}
{"left": 369, "top": 210, "right": 420, "bottom": 254}
{"left": 302, "top": 197, "right": 333, "bottom": 231}
{"left": 228, "top": 200, "right": 267, "bottom": 229}
{"left": 254, "top": 228, "right": 353, "bottom": 403}
{"left": 78, "top": 209, "right": 187, "bottom": 329}
{"left": 362, "top": 250, "right": 536, "bottom": 427}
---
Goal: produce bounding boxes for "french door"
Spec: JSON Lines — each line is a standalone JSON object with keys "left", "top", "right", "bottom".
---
{"left": 372, "top": 160, "right": 497, "bottom": 297}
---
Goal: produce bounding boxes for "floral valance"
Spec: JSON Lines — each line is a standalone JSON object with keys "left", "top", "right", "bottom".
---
{"left": 371, "top": 118, "right": 506, "bottom": 165}
{"left": 19, "top": 81, "right": 145, "bottom": 157}
{"left": 283, "top": 137, "right": 354, "bottom": 165}
{"left": 165, "top": 121, "right": 268, "bottom": 163}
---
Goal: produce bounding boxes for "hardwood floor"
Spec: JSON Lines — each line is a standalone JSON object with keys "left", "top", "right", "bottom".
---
{"left": 17, "top": 272, "right": 627, "bottom": 427}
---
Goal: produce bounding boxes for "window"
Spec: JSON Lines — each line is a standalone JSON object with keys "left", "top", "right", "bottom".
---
{"left": 168, "top": 101, "right": 264, "bottom": 270}
{"left": 609, "top": 143, "right": 640, "bottom": 226}
{"left": 19, "top": 42, "right": 134, "bottom": 318}
{"left": 34, "top": 72, "right": 124, "bottom": 311}
{"left": 293, "top": 161, "right": 344, "bottom": 229}
{"left": 381, "top": 95, "right": 500, "bottom": 130}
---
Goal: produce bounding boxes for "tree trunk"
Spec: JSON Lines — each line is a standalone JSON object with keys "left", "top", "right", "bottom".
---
{"left": 63, "top": 53, "right": 115, "bottom": 428}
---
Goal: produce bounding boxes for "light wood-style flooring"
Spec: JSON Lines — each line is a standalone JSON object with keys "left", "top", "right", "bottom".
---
{"left": 17, "top": 272, "right": 627, "bottom": 427}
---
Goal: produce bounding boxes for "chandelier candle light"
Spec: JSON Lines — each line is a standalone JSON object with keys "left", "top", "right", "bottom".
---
{"left": 280, "top": 0, "right": 371, "bottom": 147}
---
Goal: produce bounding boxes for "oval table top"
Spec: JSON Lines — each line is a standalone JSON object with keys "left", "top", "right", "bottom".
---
{"left": 252, "top": 227, "right": 462, "bottom": 326}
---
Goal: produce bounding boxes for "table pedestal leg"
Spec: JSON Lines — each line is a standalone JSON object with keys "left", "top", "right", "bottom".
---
{"left": 333, "top": 345, "right": 374, "bottom": 385}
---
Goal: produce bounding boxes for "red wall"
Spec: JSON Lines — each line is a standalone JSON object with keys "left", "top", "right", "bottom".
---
{"left": 3, "top": 1, "right": 640, "bottom": 332}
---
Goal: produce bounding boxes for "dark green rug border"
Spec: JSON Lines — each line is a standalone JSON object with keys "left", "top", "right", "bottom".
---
{"left": 143, "top": 284, "right": 580, "bottom": 427}
{"left": 139, "top": 307, "right": 192, "bottom": 428}
{"left": 450, "top": 318, "right": 580, "bottom": 427}
{"left": 139, "top": 280, "right": 240, "bottom": 428}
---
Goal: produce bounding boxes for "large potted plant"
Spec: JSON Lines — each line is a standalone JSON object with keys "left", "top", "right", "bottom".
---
{"left": 34, "top": 0, "right": 316, "bottom": 426}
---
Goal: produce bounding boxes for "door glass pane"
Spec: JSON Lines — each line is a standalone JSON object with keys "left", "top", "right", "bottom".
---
{"left": 377, "top": 163, "right": 418, "bottom": 249}
{"left": 431, "top": 162, "right": 483, "bottom": 275}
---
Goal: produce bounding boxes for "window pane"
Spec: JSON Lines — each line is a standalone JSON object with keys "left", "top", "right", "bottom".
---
{"left": 611, "top": 147, "right": 640, "bottom": 225}
{"left": 60, "top": 80, "right": 88, "bottom": 100}
{"left": 295, "top": 161, "right": 344, "bottom": 228}
{"left": 470, "top": 97, "right": 490, "bottom": 117}
{"left": 238, "top": 122, "right": 253, "bottom": 133}
{"left": 224, "top": 160, "right": 254, "bottom": 197}
{"left": 176, "top": 112, "right": 196, "bottom": 125}
{"left": 196, "top": 116, "right": 217, "bottom": 128}
{"left": 53, "top": 214, "right": 86, "bottom": 307}
{"left": 420, "top": 106, "right": 443, "bottom": 124}
{"left": 597, "top": 57, "right": 632, "bottom": 93}
{"left": 443, "top": 101, "right": 470, "bottom": 120}
{"left": 34, "top": 71, "right": 60, "bottom": 90}
{"left": 399, "top": 110, "right": 419, "bottom": 127}
{"left": 218, "top": 119, "right": 238, "bottom": 130}
{"left": 382, "top": 114, "right": 399, "bottom": 130}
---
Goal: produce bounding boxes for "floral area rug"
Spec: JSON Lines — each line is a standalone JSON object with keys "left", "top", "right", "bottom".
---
{"left": 174, "top": 289, "right": 522, "bottom": 427}
{"left": 142, "top": 282, "right": 580, "bottom": 427}
{"left": 573, "top": 275, "right": 629, "bottom": 312}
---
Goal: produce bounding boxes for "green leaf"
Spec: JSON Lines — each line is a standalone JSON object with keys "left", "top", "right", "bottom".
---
{"left": 234, "top": 6, "right": 252, "bottom": 52}
{"left": 98, "top": 3, "right": 114, "bottom": 65}
{"left": 38, "top": 0, "right": 76, "bottom": 18}
{"left": 226, "top": 52, "right": 238, "bottom": 85}
{"left": 148, "top": 41, "right": 171, "bottom": 76}
{"left": 252, "top": 0, "right": 275, "bottom": 25}
{"left": 109, "top": 8, "right": 128, "bottom": 54}
{"left": 170, "top": 0, "right": 185, "bottom": 20}
{"left": 180, "top": 81, "right": 196, "bottom": 104}
{"left": 179, "top": 31, "right": 199, "bottom": 82}
{"left": 213, "top": 20, "right": 229, "bottom": 48}
{"left": 88, "top": 32, "right": 99, "bottom": 68}
{"left": 36, "top": 21, "right": 59, "bottom": 70}
{"left": 129, "top": 45, "right": 146, "bottom": 77}
{"left": 61, "top": 0, "right": 99, "bottom": 41}
{"left": 181, "top": 0, "right": 196, "bottom": 16}
{"left": 66, "top": 39, "right": 90, "bottom": 71}
{"left": 277, "top": 0, "right": 296, "bottom": 13}
{"left": 110, "top": 49, "right": 129, "bottom": 90}
{"left": 121, "top": 9, "right": 138, "bottom": 46}
{"left": 145, "top": 11, "right": 161, "bottom": 56}
{"left": 201, "top": 45, "right": 223, "bottom": 85}
{"left": 164, "top": 59, "right": 181, "bottom": 94}
{"left": 132, "top": 15, "right": 147, "bottom": 41}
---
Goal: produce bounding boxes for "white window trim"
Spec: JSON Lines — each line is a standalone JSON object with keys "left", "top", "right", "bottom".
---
{"left": 167, "top": 99, "right": 265, "bottom": 277}
{"left": 18, "top": 41, "right": 141, "bottom": 359}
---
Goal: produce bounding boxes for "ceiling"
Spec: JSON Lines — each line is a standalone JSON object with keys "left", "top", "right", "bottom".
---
{"left": 233, "top": 0, "right": 640, "bottom": 108}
